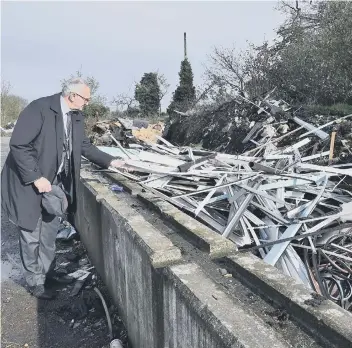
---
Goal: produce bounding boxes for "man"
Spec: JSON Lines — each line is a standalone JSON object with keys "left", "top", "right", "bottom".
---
{"left": 1, "top": 78, "right": 127, "bottom": 299}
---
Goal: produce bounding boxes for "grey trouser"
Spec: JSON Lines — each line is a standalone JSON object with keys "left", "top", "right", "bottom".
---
{"left": 18, "top": 213, "right": 60, "bottom": 287}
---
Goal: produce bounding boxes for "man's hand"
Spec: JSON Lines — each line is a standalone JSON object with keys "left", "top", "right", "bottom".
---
{"left": 110, "top": 159, "right": 131, "bottom": 172}
{"left": 34, "top": 177, "right": 52, "bottom": 193}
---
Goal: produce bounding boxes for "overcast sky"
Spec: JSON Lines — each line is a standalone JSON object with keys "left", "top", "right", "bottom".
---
{"left": 1, "top": 1, "right": 285, "bottom": 109}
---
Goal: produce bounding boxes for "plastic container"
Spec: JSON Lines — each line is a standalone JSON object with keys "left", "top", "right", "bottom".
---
{"left": 110, "top": 184, "right": 124, "bottom": 193}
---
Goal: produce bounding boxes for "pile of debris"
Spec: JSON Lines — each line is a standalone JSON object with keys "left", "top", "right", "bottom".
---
{"left": 53, "top": 219, "right": 129, "bottom": 346}
{"left": 164, "top": 95, "right": 352, "bottom": 164}
{"left": 0, "top": 120, "right": 16, "bottom": 135}
{"left": 89, "top": 118, "right": 164, "bottom": 147}
{"left": 99, "top": 111, "right": 352, "bottom": 312}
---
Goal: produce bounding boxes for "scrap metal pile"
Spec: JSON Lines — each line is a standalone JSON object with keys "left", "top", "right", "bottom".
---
{"left": 100, "top": 111, "right": 352, "bottom": 312}
{"left": 165, "top": 94, "right": 352, "bottom": 164}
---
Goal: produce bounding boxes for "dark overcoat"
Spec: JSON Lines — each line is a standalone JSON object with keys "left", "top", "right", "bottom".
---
{"left": 1, "top": 93, "right": 114, "bottom": 231}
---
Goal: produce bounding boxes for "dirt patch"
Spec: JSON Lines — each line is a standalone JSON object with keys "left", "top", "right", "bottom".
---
{"left": 304, "top": 293, "right": 327, "bottom": 308}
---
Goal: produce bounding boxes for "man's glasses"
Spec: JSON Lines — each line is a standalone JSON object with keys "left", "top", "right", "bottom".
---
{"left": 73, "top": 93, "right": 90, "bottom": 103}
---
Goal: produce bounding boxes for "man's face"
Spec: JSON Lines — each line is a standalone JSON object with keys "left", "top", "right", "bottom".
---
{"left": 70, "top": 85, "right": 91, "bottom": 111}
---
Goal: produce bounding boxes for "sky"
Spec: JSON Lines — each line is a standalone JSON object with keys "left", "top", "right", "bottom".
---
{"left": 1, "top": 1, "right": 285, "bottom": 110}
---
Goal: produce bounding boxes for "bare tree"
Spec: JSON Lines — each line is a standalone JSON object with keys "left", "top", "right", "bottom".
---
{"left": 1, "top": 80, "right": 11, "bottom": 99}
{"left": 112, "top": 80, "right": 139, "bottom": 115}
{"left": 112, "top": 93, "right": 137, "bottom": 112}
{"left": 1, "top": 80, "right": 27, "bottom": 125}
{"left": 192, "top": 81, "right": 217, "bottom": 106}
{"left": 205, "top": 46, "right": 250, "bottom": 98}
{"left": 277, "top": 0, "right": 321, "bottom": 40}
{"left": 157, "top": 73, "right": 170, "bottom": 102}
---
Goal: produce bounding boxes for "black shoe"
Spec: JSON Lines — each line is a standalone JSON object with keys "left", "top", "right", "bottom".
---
{"left": 30, "top": 285, "right": 55, "bottom": 300}
{"left": 46, "top": 273, "right": 75, "bottom": 285}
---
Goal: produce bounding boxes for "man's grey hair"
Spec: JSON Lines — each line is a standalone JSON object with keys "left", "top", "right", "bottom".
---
{"left": 62, "top": 77, "right": 88, "bottom": 97}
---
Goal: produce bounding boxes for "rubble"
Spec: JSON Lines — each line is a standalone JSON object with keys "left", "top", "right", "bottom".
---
{"left": 50, "top": 220, "right": 130, "bottom": 346}
{"left": 164, "top": 96, "right": 352, "bottom": 164}
{"left": 96, "top": 99, "right": 352, "bottom": 312}
{"left": 57, "top": 218, "right": 77, "bottom": 240}
{"left": 89, "top": 117, "right": 164, "bottom": 147}
{"left": 0, "top": 120, "right": 16, "bottom": 134}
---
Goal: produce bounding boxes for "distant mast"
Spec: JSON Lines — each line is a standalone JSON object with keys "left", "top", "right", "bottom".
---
{"left": 184, "top": 32, "right": 187, "bottom": 59}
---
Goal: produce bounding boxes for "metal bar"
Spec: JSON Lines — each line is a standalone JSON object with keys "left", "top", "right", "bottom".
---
{"left": 195, "top": 174, "right": 226, "bottom": 216}
{"left": 251, "top": 201, "right": 289, "bottom": 225}
{"left": 264, "top": 176, "right": 328, "bottom": 265}
{"left": 244, "top": 126, "right": 304, "bottom": 155}
{"left": 293, "top": 116, "right": 329, "bottom": 140}
{"left": 264, "top": 215, "right": 335, "bottom": 266}
{"left": 280, "top": 138, "right": 310, "bottom": 154}
{"left": 153, "top": 143, "right": 180, "bottom": 155}
{"left": 321, "top": 250, "right": 352, "bottom": 263}
{"left": 330, "top": 243, "right": 352, "bottom": 255}
{"left": 107, "top": 166, "right": 140, "bottom": 181}
{"left": 297, "top": 163, "right": 352, "bottom": 177}
{"left": 172, "top": 174, "right": 258, "bottom": 198}
{"left": 222, "top": 180, "right": 262, "bottom": 238}
{"left": 239, "top": 223, "right": 352, "bottom": 252}
{"left": 138, "top": 151, "right": 185, "bottom": 167}
{"left": 231, "top": 181, "right": 286, "bottom": 205}
{"left": 243, "top": 216, "right": 266, "bottom": 258}
{"left": 155, "top": 135, "right": 176, "bottom": 148}
{"left": 179, "top": 197, "right": 226, "bottom": 232}
{"left": 301, "top": 151, "right": 330, "bottom": 162}
{"left": 243, "top": 210, "right": 266, "bottom": 226}
{"left": 228, "top": 188, "right": 246, "bottom": 204}
{"left": 298, "top": 113, "right": 352, "bottom": 139}
{"left": 207, "top": 193, "right": 228, "bottom": 204}
{"left": 109, "top": 134, "right": 133, "bottom": 159}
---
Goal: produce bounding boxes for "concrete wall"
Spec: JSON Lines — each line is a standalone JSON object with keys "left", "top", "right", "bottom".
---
{"left": 75, "top": 170, "right": 352, "bottom": 348}
{"left": 75, "top": 181, "right": 105, "bottom": 276}
{"left": 76, "top": 173, "right": 181, "bottom": 348}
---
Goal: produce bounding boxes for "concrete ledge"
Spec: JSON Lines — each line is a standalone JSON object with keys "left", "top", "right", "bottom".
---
{"left": 105, "top": 172, "right": 142, "bottom": 196}
{"left": 222, "top": 252, "right": 352, "bottom": 348}
{"left": 81, "top": 172, "right": 182, "bottom": 269}
{"left": 104, "top": 172, "right": 236, "bottom": 258}
{"left": 164, "top": 263, "right": 290, "bottom": 348}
